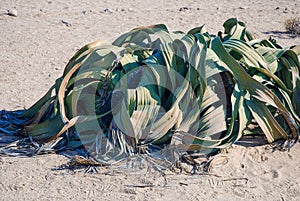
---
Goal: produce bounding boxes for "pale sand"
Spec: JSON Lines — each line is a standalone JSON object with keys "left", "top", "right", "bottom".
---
{"left": 0, "top": 0, "right": 300, "bottom": 200}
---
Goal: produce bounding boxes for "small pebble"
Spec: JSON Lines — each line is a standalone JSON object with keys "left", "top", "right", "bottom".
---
{"left": 179, "top": 7, "right": 190, "bottom": 12}
{"left": 103, "top": 8, "right": 113, "bottom": 13}
{"left": 7, "top": 9, "right": 18, "bottom": 17}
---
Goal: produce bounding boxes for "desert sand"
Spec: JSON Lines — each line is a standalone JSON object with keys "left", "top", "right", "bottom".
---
{"left": 0, "top": 0, "right": 300, "bottom": 200}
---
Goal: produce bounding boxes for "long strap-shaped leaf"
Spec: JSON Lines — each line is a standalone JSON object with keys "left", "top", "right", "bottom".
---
{"left": 211, "top": 37, "right": 299, "bottom": 143}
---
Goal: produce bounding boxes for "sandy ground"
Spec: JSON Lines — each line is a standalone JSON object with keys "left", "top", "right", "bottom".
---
{"left": 0, "top": 0, "right": 300, "bottom": 200}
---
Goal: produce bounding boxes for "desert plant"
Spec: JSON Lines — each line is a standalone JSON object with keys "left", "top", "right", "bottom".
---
{"left": 285, "top": 17, "right": 300, "bottom": 35}
{"left": 0, "top": 18, "right": 299, "bottom": 170}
